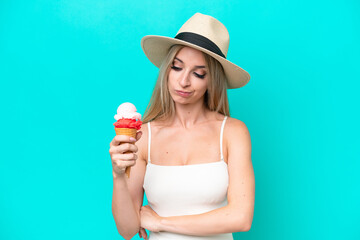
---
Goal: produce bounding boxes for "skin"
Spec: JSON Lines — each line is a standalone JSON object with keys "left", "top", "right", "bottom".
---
{"left": 109, "top": 47, "right": 255, "bottom": 239}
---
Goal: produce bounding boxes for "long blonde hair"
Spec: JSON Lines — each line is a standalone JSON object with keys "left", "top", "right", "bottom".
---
{"left": 142, "top": 44, "right": 230, "bottom": 123}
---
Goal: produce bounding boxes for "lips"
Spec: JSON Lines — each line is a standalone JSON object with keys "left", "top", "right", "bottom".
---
{"left": 175, "top": 90, "right": 193, "bottom": 97}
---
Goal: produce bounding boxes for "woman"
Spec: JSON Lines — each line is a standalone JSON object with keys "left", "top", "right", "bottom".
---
{"left": 109, "top": 13, "right": 255, "bottom": 240}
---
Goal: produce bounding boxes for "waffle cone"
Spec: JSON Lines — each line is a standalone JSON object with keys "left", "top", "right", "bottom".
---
{"left": 115, "top": 128, "right": 138, "bottom": 178}
{"left": 115, "top": 128, "right": 137, "bottom": 138}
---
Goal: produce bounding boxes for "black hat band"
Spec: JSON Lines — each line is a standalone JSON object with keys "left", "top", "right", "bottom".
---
{"left": 174, "top": 32, "right": 226, "bottom": 59}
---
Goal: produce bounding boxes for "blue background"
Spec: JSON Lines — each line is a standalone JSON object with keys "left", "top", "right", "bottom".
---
{"left": 1, "top": 0, "right": 359, "bottom": 239}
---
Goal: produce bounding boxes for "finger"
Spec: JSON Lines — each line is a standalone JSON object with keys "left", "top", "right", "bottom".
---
{"left": 140, "top": 228, "right": 148, "bottom": 239}
{"left": 113, "top": 159, "right": 136, "bottom": 169}
{"left": 118, "top": 143, "right": 138, "bottom": 153}
{"left": 110, "top": 143, "right": 138, "bottom": 154}
{"left": 139, "top": 227, "right": 146, "bottom": 239}
{"left": 111, "top": 135, "right": 137, "bottom": 146}
{"left": 136, "top": 131, "right": 142, "bottom": 141}
{"left": 112, "top": 153, "right": 137, "bottom": 161}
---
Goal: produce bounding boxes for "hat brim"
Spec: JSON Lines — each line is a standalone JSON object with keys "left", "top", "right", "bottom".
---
{"left": 141, "top": 35, "right": 250, "bottom": 89}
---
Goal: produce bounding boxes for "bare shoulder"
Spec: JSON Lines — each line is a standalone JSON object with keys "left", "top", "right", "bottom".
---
{"left": 223, "top": 117, "right": 252, "bottom": 161}
{"left": 225, "top": 117, "right": 251, "bottom": 137}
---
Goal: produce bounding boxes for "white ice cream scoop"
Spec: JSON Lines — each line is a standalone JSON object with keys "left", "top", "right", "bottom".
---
{"left": 114, "top": 102, "right": 142, "bottom": 121}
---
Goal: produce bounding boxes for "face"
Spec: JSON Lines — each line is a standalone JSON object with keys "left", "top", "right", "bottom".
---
{"left": 167, "top": 47, "right": 208, "bottom": 105}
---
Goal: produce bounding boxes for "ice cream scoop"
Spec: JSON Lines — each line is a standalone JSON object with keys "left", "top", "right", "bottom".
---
{"left": 114, "top": 102, "right": 142, "bottom": 121}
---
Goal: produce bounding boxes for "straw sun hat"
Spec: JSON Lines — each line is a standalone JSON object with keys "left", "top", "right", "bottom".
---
{"left": 140, "top": 12, "right": 250, "bottom": 89}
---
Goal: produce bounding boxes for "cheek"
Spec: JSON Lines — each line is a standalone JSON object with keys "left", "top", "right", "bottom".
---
{"left": 167, "top": 71, "right": 177, "bottom": 87}
{"left": 167, "top": 77, "right": 174, "bottom": 91}
{"left": 195, "top": 78, "right": 209, "bottom": 93}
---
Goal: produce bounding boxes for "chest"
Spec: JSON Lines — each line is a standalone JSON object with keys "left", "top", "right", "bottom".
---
{"left": 150, "top": 126, "right": 222, "bottom": 165}
{"left": 143, "top": 162, "right": 229, "bottom": 216}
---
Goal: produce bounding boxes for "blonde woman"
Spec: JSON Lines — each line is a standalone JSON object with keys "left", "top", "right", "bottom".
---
{"left": 109, "top": 13, "right": 255, "bottom": 240}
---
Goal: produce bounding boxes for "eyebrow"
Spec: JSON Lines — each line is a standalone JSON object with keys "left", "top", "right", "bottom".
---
{"left": 174, "top": 57, "right": 206, "bottom": 69}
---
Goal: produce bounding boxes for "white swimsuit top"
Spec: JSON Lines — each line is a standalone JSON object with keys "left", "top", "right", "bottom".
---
{"left": 143, "top": 116, "right": 234, "bottom": 240}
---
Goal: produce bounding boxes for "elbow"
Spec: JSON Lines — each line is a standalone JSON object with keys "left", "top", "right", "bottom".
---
{"left": 117, "top": 228, "right": 139, "bottom": 240}
{"left": 241, "top": 222, "right": 252, "bottom": 232}
{"left": 235, "top": 215, "right": 253, "bottom": 232}
{"left": 113, "top": 217, "right": 140, "bottom": 240}
{"left": 112, "top": 209, "right": 140, "bottom": 239}
{"left": 123, "top": 236, "right": 134, "bottom": 240}
{"left": 123, "top": 235, "right": 136, "bottom": 240}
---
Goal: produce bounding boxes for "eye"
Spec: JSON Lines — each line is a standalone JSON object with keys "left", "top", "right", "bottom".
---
{"left": 171, "top": 66, "right": 182, "bottom": 71}
{"left": 194, "top": 72, "right": 206, "bottom": 79}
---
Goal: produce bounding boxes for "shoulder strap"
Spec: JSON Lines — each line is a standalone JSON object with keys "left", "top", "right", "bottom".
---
{"left": 220, "top": 116, "right": 228, "bottom": 161}
{"left": 147, "top": 122, "right": 151, "bottom": 163}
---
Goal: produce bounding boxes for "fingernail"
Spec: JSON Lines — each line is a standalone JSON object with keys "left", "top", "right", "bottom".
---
{"left": 130, "top": 137, "right": 136, "bottom": 141}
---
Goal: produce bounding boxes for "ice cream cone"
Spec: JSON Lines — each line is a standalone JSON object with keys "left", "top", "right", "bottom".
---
{"left": 115, "top": 128, "right": 138, "bottom": 178}
{"left": 113, "top": 103, "right": 142, "bottom": 178}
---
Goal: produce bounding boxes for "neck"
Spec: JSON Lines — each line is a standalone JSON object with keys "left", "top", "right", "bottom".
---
{"left": 172, "top": 100, "right": 208, "bottom": 128}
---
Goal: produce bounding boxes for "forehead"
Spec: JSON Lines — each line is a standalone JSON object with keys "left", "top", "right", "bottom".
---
{"left": 174, "top": 46, "right": 206, "bottom": 65}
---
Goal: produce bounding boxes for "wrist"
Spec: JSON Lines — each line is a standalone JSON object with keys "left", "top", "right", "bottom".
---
{"left": 159, "top": 217, "right": 170, "bottom": 232}
{"left": 112, "top": 170, "right": 126, "bottom": 180}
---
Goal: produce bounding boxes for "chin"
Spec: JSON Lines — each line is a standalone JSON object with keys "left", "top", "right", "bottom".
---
{"left": 172, "top": 97, "right": 190, "bottom": 105}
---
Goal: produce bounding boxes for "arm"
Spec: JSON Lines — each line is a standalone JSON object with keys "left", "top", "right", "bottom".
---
{"left": 111, "top": 126, "right": 148, "bottom": 240}
{"left": 112, "top": 173, "right": 142, "bottom": 240}
{"left": 156, "top": 118, "right": 255, "bottom": 235}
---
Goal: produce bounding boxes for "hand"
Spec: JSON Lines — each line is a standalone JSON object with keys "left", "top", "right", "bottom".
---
{"left": 109, "top": 131, "right": 142, "bottom": 177}
{"left": 140, "top": 205, "right": 162, "bottom": 233}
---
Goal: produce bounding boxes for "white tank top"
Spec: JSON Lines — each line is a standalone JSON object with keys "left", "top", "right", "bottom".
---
{"left": 143, "top": 116, "right": 234, "bottom": 240}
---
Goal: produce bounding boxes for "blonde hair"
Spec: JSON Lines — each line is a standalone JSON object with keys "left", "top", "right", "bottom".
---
{"left": 142, "top": 44, "right": 230, "bottom": 123}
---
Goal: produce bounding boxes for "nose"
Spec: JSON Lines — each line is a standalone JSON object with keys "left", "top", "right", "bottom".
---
{"left": 179, "top": 71, "right": 191, "bottom": 88}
